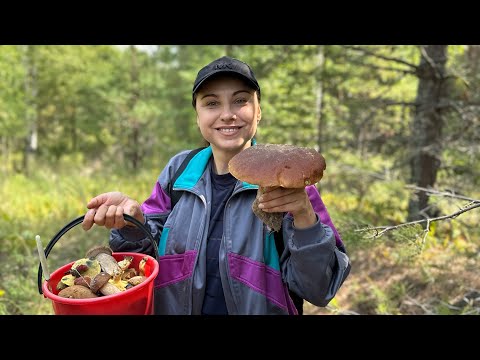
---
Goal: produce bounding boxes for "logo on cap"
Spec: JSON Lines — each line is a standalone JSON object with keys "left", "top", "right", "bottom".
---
{"left": 214, "top": 62, "right": 233, "bottom": 70}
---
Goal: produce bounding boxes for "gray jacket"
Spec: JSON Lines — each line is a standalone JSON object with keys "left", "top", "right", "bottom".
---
{"left": 110, "top": 146, "right": 350, "bottom": 314}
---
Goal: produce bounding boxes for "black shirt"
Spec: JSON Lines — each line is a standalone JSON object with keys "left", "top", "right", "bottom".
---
{"left": 201, "top": 166, "right": 237, "bottom": 315}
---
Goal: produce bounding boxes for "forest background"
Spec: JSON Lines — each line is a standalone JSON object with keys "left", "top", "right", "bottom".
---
{"left": 1, "top": 45, "right": 479, "bottom": 315}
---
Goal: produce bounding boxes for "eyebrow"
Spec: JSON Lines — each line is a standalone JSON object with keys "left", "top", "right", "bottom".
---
{"left": 200, "top": 89, "right": 252, "bottom": 101}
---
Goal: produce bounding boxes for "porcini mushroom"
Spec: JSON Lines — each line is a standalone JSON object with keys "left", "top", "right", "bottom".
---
{"left": 74, "top": 276, "right": 91, "bottom": 288}
{"left": 138, "top": 256, "right": 148, "bottom": 276}
{"left": 85, "top": 245, "right": 122, "bottom": 278}
{"left": 90, "top": 272, "right": 121, "bottom": 296}
{"left": 127, "top": 275, "right": 147, "bottom": 286}
{"left": 58, "top": 284, "right": 98, "bottom": 299}
{"left": 228, "top": 144, "right": 326, "bottom": 231}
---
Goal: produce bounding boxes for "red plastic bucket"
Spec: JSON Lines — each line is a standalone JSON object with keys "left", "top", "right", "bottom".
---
{"left": 37, "top": 214, "right": 159, "bottom": 315}
{"left": 42, "top": 252, "right": 158, "bottom": 315}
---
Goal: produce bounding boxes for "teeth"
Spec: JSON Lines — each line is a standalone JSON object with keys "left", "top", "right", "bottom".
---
{"left": 219, "top": 128, "right": 238, "bottom": 132}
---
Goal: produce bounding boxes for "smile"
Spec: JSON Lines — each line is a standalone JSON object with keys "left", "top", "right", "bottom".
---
{"left": 217, "top": 127, "right": 241, "bottom": 134}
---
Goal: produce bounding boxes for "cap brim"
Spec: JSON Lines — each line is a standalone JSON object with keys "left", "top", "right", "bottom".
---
{"left": 192, "top": 70, "right": 259, "bottom": 95}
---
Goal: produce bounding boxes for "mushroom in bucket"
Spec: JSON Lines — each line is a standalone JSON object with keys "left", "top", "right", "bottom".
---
{"left": 55, "top": 245, "right": 149, "bottom": 299}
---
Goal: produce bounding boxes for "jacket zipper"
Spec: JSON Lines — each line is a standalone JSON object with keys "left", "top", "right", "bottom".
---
{"left": 174, "top": 187, "right": 208, "bottom": 315}
{"left": 221, "top": 185, "right": 258, "bottom": 314}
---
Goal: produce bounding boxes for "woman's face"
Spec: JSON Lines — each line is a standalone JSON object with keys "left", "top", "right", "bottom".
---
{"left": 195, "top": 75, "right": 261, "bottom": 156}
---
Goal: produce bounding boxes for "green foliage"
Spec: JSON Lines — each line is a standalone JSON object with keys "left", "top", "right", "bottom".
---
{"left": 387, "top": 224, "right": 427, "bottom": 262}
{"left": 0, "top": 46, "right": 27, "bottom": 138}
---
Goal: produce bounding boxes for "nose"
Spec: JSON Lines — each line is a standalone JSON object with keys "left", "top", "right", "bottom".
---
{"left": 220, "top": 105, "right": 236, "bottom": 122}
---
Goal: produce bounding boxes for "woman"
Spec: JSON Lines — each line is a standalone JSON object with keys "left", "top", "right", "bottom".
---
{"left": 82, "top": 56, "right": 350, "bottom": 315}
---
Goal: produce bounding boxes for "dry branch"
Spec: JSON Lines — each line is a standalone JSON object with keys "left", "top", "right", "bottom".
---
{"left": 343, "top": 45, "right": 418, "bottom": 70}
{"left": 356, "top": 201, "right": 480, "bottom": 238}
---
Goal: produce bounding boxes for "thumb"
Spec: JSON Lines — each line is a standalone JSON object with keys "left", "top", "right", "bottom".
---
{"left": 125, "top": 203, "right": 144, "bottom": 224}
{"left": 86, "top": 193, "right": 111, "bottom": 209}
{"left": 125, "top": 205, "right": 136, "bottom": 215}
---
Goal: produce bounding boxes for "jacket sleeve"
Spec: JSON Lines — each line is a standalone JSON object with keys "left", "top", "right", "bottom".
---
{"left": 280, "top": 186, "right": 351, "bottom": 307}
{"left": 109, "top": 180, "right": 171, "bottom": 258}
{"left": 109, "top": 212, "right": 168, "bottom": 258}
{"left": 109, "top": 151, "right": 190, "bottom": 256}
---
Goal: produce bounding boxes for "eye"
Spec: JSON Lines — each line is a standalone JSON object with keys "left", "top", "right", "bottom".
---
{"left": 234, "top": 98, "right": 247, "bottom": 104}
{"left": 206, "top": 101, "right": 219, "bottom": 106}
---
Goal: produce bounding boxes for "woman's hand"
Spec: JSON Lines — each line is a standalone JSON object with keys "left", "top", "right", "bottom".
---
{"left": 257, "top": 186, "right": 316, "bottom": 229}
{"left": 82, "top": 191, "right": 144, "bottom": 231}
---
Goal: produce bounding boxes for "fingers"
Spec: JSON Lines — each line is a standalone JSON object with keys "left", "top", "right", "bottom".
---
{"left": 86, "top": 191, "right": 125, "bottom": 209}
{"left": 83, "top": 192, "right": 145, "bottom": 232}
{"left": 259, "top": 187, "right": 297, "bottom": 203}
{"left": 83, "top": 192, "right": 142, "bottom": 231}
{"left": 258, "top": 196, "right": 297, "bottom": 213}
{"left": 104, "top": 205, "right": 126, "bottom": 229}
{"left": 114, "top": 206, "right": 126, "bottom": 229}
{"left": 82, "top": 208, "right": 96, "bottom": 231}
{"left": 86, "top": 193, "right": 110, "bottom": 209}
{"left": 93, "top": 204, "right": 109, "bottom": 226}
{"left": 82, "top": 204, "right": 127, "bottom": 231}
{"left": 258, "top": 187, "right": 307, "bottom": 213}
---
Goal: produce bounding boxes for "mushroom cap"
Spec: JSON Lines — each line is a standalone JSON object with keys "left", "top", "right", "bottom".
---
{"left": 90, "top": 272, "right": 112, "bottom": 293}
{"left": 228, "top": 144, "right": 326, "bottom": 188}
{"left": 58, "top": 285, "right": 98, "bottom": 299}
{"left": 85, "top": 245, "right": 113, "bottom": 259}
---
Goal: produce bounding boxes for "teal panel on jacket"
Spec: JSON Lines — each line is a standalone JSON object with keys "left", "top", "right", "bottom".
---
{"left": 241, "top": 138, "right": 258, "bottom": 189}
{"left": 158, "top": 227, "right": 170, "bottom": 256}
{"left": 242, "top": 181, "right": 258, "bottom": 189}
{"left": 174, "top": 147, "right": 212, "bottom": 190}
{"left": 264, "top": 232, "right": 280, "bottom": 271}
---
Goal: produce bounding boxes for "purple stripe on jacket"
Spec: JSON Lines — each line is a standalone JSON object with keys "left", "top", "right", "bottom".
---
{"left": 141, "top": 181, "right": 171, "bottom": 215}
{"left": 305, "top": 185, "right": 343, "bottom": 248}
{"left": 228, "top": 252, "right": 291, "bottom": 312}
{"left": 154, "top": 250, "right": 197, "bottom": 288}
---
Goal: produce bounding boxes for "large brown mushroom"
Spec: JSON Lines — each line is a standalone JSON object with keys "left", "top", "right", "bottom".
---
{"left": 228, "top": 144, "right": 326, "bottom": 231}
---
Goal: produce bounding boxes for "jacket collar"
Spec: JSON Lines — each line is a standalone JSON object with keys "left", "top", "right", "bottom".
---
{"left": 174, "top": 141, "right": 258, "bottom": 191}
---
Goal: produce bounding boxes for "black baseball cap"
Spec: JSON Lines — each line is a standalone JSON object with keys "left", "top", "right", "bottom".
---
{"left": 192, "top": 56, "right": 261, "bottom": 106}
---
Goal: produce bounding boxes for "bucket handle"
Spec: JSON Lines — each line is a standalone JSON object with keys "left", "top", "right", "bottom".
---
{"left": 37, "top": 214, "right": 158, "bottom": 295}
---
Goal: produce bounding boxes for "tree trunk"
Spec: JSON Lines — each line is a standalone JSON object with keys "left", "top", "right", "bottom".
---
{"left": 1, "top": 136, "right": 8, "bottom": 173}
{"left": 71, "top": 108, "right": 77, "bottom": 152}
{"left": 466, "top": 45, "right": 480, "bottom": 79}
{"left": 128, "top": 45, "right": 140, "bottom": 170}
{"left": 315, "top": 45, "right": 325, "bottom": 153}
{"left": 407, "top": 45, "right": 449, "bottom": 221}
{"left": 22, "top": 45, "right": 38, "bottom": 176}
{"left": 225, "top": 45, "right": 234, "bottom": 57}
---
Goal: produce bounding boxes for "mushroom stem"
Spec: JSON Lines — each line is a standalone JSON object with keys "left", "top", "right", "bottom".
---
{"left": 138, "top": 256, "right": 148, "bottom": 276}
{"left": 99, "top": 282, "right": 122, "bottom": 296}
{"left": 252, "top": 187, "right": 283, "bottom": 231}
